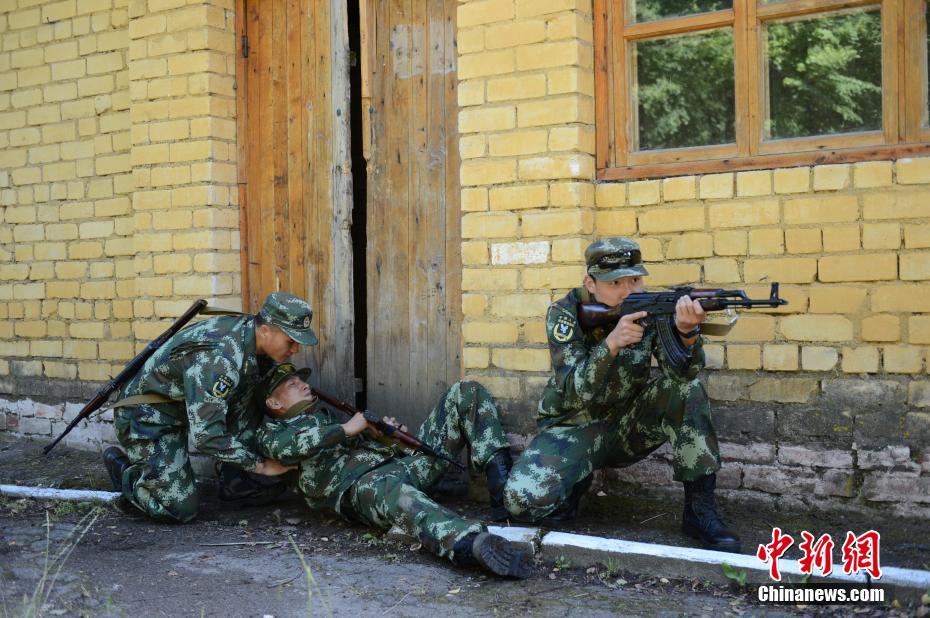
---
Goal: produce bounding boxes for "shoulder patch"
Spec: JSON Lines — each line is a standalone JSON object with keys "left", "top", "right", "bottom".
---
{"left": 212, "top": 375, "right": 235, "bottom": 399}
{"left": 552, "top": 314, "right": 575, "bottom": 343}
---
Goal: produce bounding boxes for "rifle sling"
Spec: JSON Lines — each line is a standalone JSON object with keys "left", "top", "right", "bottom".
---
{"left": 106, "top": 393, "right": 176, "bottom": 409}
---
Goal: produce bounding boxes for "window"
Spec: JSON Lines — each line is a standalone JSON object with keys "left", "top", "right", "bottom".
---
{"left": 594, "top": 0, "right": 930, "bottom": 179}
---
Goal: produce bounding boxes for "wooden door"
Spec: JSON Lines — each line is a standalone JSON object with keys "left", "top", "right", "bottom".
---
{"left": 236, "top": 0, "right": 355, "bottom": 400}
{"left": 363, "top": 0, "right": 462, "bottom": 425}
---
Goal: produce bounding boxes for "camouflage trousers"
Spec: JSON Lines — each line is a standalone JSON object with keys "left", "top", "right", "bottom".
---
{"left": 504, "top": 376, "right": 720, "bottom": 522}
{"left": 342, "top": 380, "right": 510, "bottom": 561}
{"left": 113, "top": 403, "right": 200, "bottom": 523}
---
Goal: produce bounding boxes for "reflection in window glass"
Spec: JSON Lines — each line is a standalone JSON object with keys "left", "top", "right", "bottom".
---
{"left": 631, "top": 0, "right": 731, "bottom": 23}
{"left": 765, "top": 9, "right": 882, "bottom": 140}
{"left": 634, "top": 29, "right": 735, "bottom": 150}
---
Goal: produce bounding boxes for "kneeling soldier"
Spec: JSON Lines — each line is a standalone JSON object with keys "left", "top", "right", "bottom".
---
{"left": 102, "top": 293, "right": 315, "bottom": 523}
{"left": 503, "top": 238, "right": 741, "bottom": 553}
{"left": 257, "top": 364, "right": 529, "bottom": 578}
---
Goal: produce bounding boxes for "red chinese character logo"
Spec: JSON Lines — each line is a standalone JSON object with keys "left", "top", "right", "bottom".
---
{"left": 757, "top": 527, "right": 795, "bottom": 581}
{"left": 841, "top": 530, "right": 882, "bottom": 579}
{"left": 798, "top": 531, "right": 834, "bottom": 576}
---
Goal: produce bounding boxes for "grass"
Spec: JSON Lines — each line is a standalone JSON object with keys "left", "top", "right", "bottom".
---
{"left": 1, "top": 506, "right": 102, "bottom": 618}
{"left": 288, "top": 535, "right": 333, "bottom": 617}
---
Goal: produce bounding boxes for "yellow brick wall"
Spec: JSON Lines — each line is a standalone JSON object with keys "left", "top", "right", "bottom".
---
{"left": 0, "top": 0, "right": 239, "bottom": 386}
{"left": 455, "top": 0, "right": 930, "bottom": 411}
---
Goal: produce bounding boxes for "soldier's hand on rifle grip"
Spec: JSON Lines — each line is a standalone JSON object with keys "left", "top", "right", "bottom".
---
{"left": 342, "top": 412, "right": 370, "bottom": 437}
{"left": 606, "top": 310, "right": 648, "bottom": 355}
{"left": 254, "top": 458, "right": 297, "bottom": 476}
{"left": 674, "top": 295, "right": 706, "bottom": 333}
{"left": 382, "top": 415, "right": 408, "bottom": 433}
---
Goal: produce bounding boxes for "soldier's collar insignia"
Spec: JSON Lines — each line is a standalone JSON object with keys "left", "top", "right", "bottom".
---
{"left": 212, "top": 375, "right": 234, "bottom": 398}
{"left": 552, "top": 315, "right": 575, "bottom": 342}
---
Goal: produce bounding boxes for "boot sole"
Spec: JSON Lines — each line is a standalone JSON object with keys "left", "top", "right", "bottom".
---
{"left": 472, "top": 532, "right": 531, "bottom": 579}
{"left": 682, "top": 521, "right": 742, "bottom": 554}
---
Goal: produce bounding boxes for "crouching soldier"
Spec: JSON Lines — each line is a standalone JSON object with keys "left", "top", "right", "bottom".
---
{"left": 102, "top": 293, "right": 317, "bottom": 523}
{"left": 256, "top": 363, "right": 529, "bottom": 578}
{"left": 503, "top": 238, "right": 741, "bottom": 553}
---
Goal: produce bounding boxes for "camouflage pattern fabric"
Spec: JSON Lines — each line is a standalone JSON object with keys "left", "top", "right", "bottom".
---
{"left": 113, "top": 314, "right": 271, "bottom": 522}
{"left": 256, "top": 380, "right": 510, "bottom": 560}
{"left": 503, "top": 287, "right": 720, "bottom": 522}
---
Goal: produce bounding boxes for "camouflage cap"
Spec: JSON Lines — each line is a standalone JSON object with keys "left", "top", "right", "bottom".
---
{"left": 585, "top": 237, "right": 649, "bottom": 281}
{"left": 258, "top": 292, "right": 319, "bottom": 345}
{"left": 261, "top": 362, "right": 312, "bottom": 402}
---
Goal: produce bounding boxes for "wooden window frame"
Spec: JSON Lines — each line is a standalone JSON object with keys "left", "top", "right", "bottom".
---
{"left": 594, "top": 0, "right": 930, "bottom": 180}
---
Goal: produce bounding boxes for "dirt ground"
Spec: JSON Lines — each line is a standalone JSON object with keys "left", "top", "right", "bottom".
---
{"left": 0, "top": 434, "right": 925, "bottom": 617}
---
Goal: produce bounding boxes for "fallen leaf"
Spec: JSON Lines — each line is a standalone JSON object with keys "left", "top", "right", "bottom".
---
{"left": 586, "top": 567, "right": 596, "bottom": 574}
{"left": 448, "top": 588, "right": 460, "bottom": 594}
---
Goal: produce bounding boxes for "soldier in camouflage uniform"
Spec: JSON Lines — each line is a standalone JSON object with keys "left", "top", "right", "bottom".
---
{"left": 101, "top": 293, "right": 318, "bottom": 523}
{"left": 503, "top": 238, "right": 741, "bottom": 553}
{"left": 255, "top": 363, "right": 530, "bottom": 578}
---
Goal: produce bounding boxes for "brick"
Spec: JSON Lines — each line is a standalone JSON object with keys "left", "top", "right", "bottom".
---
{"left": 628, "top": 180, "right": 660, "bottom": 206}
{"left": 909, "top": 316, "right": 930, "bottom": 344}
{"left": 725, "top": 316, "right": 776, "bottom": 342}
{"left": 644, "top": 264, "right": 700, "bottom": 287}
{"left": 762, "top": 344, "right": 798, "bottom": 370}
{"left": 458, "top": 49, "right": 514, "bottom": 79}
{"left": 551, "top": 238, "right": 585, "bottom": 263}
{"left": 462, "top": 268, "right": 518, "bottom": 291}
{"left": 491, "top": 294, "right": 551, "bottom": 317}
{"left": 783, "top": 195, "right": 858, "bottom": 224}
{"left": 462, "top": 321, "right": 518, "bottom": 344}
{"left": 698, "top": 173, "right": 733, "bottom": 199}
{"left": 638, "top": 206, "right": 703, "bottom": 234}
{"left": 459, "top": 106, "right": 515, "bottom": 133}
{"left": 863, "top": 191, "right": 930, "bottom": 220}
{"left": 460, "top": 135, "right": 485, "bottom": 159}
{"left": 549, "top": 182, "right": 593, "bottom": 207}
{"left": 523, "top": 210, "right": 592, "bottom": 236}
{"left": 491, "top": 73, "right": 548, "bottom": 103}
{"left": 748, "top": 378, "right": 818, "bottom": 403}
{"left": 821, "top": 225, "right": 860, "bottom": 252}
{"left": 522, "top": 265, "right": 583, "bottom": 289}
{"left": 853, "top": 161, "right": 892, "bottom": 188}
{"left": 780, "top": 315, "right": 853, "bottom": 342}
{"left": 784, "top": 228, "right": 821, "bottom": 254}
{"left": 904, "top": 224, "right": 930, "bottom": 248}
{"left": 713, "top": 230, "right": 747, "bottom": 256}
{"left": 546, "top": 11, "right": 591, "bottom": 42}
{"left": 462, "top": 294, "right": 488, "bottom": 317}
{"left": 488, "top": 129, "right": 547, "bottom": 156}
{"left": 841, "top": 346, "right": 879, "bottom": 373}
{"left": 461, "top": 212, "right": 519, "bottom": 239}
{"left": 595, "top": 183, "right": 625, "bottom": 208}
{"left": 896, "top": 157, "right": 930, "bottom": 184}
{"left": 518, "top": 154, "right": 593, "bottom": 180}
{"left": 666, "top": 233, "right": 712, "bottom": 259}
{"left": 549, "top": 126, "right": 595, "bottom": 153}
{"left": 871, "top": 284, "right": 930, "bottom": 312}
{"left": 516, "top": 41, "right": 590, "bottom": 71}
{"left": 546, "top": 66, "right": 594, "bottom": 96}
{"left": 818, "top": 253, "right": 897, "bottom": 282}
{"left": 489, "top": 184, "right": 547, "bottom": 211}
{"left": 748, "top": 228, "right": 783, "bottom": 255}
{"left": 909, "top": 382, "right": 930, "bottom": 407}
{"left": 457, "top": 80, "right": 484, "bottom": 107}
{"left": 460, "top": 159, "right": 516, "bottom": 186}
{"left": 462, "top": 241, "right": 489, "bottom": 265}
{"left": 812, "top": 164, "right": 851, "bottom": 191}
{"left": 463, "top": 347, "right": 490, "bottom": 369}
{"left": 735, "top": 170, "right": 771, "bottom": 197}
{"left": 883, "top": 345, "right": 923, "bottom": 373}
{"left": 901, "top": 252, "right": 930, "bottom": 280}
{"left": 462, "top": 187, "right": 488, "bottom": 212}
{"left": 490, "top": 241, "right": 548, "bottom": 265}
{"left": 807, "top": 286, "right": 866, "bottom": 314}
{"left": 708, "top": 200, "right": 778, "bottom": 228}
{"left": 801, "top": 346, "right": 838, "bottom": 371}
{"left": 517, "top": 96, "right": 592, "bottom": 127}
{"left": 662, "top": 176, "right": 695, "bottom": 201}
{"left": 703, "top": 258, "right": 739, "bottom": 283}
{"left": 458, "top": 1, "right": 515, "bottom": 27}
{"left": 486, "top": 20, "right": 546, "bottom": 49}
{"left": 492, "top": 348, "right": 550, "bottom": 371}
{"left": 773, "top": 167, "right": 810, "bottom": 193}
{"left": 516, "top": 0, "right": 591, "bottom": 18}
{"left": 594, "top": 210, "right": 635, "bottom": 235}
{"left": 744, "top": 258, "right": 816, "bottom": 283}
{"left": 862, "top": 314, "right": 900, "bottom": 342}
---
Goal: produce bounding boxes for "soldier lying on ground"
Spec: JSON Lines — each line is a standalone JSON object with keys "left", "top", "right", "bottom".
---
{"left": 503, "top": 237, "right": 741, "bottom": 553}
{"left": 255, "top": 363, "right": 530, "bottom": 578}
{"left": 101, "top": 293, "right": 317, "bottom": 523}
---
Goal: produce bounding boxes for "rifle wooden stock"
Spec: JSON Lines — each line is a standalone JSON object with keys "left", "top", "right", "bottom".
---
{"left": 309, "top": 387, "right": 466, "bottom": 471}
{"left": 43, "top": 299, "right": 208, "bottom": 455}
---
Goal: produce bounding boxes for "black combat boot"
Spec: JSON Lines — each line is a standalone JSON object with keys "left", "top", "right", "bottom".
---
{"left": 452, "top": 531, "right": 531, "bottom": 579}
{"left": 102, "top": 446, "right": 129, "bottom": 492}
{"left": 484, "top": 449, "right": 512, "bottom": 521}
{"left": 216, "top": 463, "right": 288, "bottom": 507}
{"left": 539, "top": 474, "right": 593, "bottom": 527}
{"left": 681, "top": 473, "right": 741, "bottom": 553}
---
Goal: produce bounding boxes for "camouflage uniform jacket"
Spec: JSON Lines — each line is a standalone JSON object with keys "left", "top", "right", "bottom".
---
{"left": 119, "top": 315, "right": 268, "bottom": 470}
{"left": 255, "top": 400, "right": 397, "bottom": 514}
{"left": 537, "top": 287, "right": 705, "bottom": 429}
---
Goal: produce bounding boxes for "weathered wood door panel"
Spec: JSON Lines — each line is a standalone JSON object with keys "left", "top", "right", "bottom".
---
{"left": 365, "top": 0, "right": 461, "bottom": 425}
{"left": 237, "top": 0, "right": 355, "bottom": 400}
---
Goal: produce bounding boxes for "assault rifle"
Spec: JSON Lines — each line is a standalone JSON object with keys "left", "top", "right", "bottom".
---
{"left": 577, "top": 283, "right": 788, "bottom": 372}
{"left": 44, "top": 299, "right": 208, "bottom": 454}
{"left": 309, "top": 387, "right": 466, "bottom": 471}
